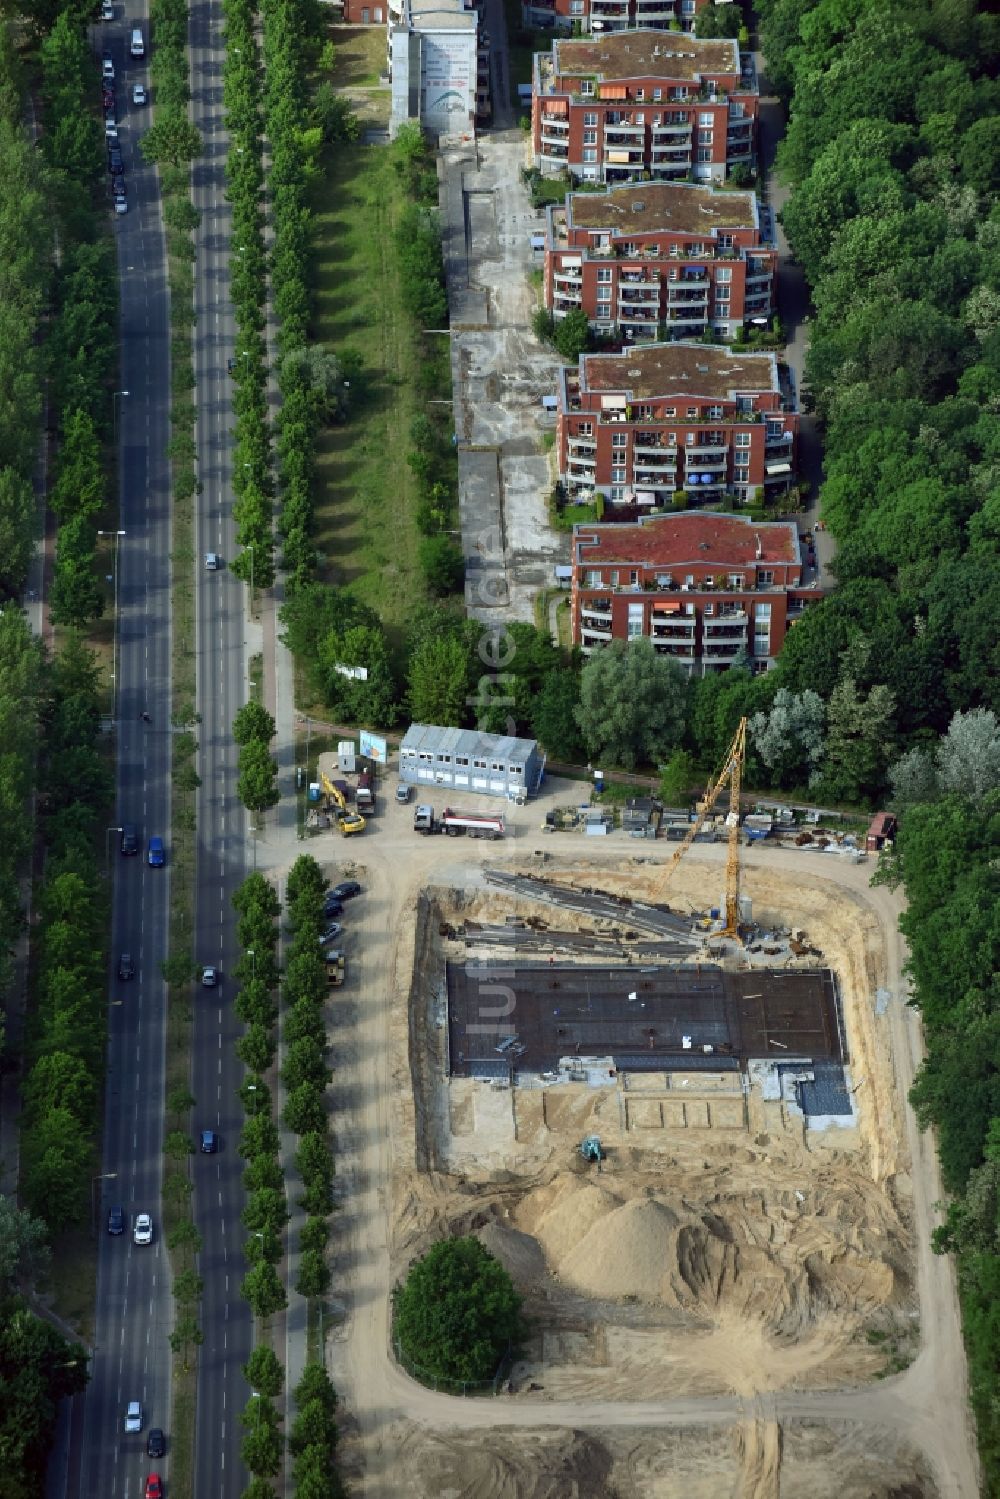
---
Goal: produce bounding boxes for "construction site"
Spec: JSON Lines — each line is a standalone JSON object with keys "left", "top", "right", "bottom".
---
{"left": 317, "top": 716, "right": 971, "bottom": 1499}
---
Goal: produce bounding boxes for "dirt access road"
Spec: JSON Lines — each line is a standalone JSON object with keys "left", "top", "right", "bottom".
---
{"left": 322, "top": 815, "right": 979, "bottom": 1498}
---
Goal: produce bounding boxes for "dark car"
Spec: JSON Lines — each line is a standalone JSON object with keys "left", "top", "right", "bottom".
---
{"left": 226, "top": 356, "right": 236, "bottom": 374}
{"left": 108, "top": 145, "right": 124, "bottom": 175}
{"left": 107, "top": 1205, "right": 125, "bottom": 1235}
{"left": 118, "top": 952, "right": 134, "bottom": 980}
{"left": 112, "top": 176, "right": 126, "bottom": 202}
{"left": 146, "top": 1429, "right": 166, "bottom": 1459}
{"left": 120, "top": 823, "right": 139, "bottom": 855}
{"left": 331, "top": 880, "right": 362, "bottom": 902}
{"left": 147, "top": 835, "right": 165, "bottom": 867}
{"left": 199, "top": 1129, "right": 218, "bottom": 1154}
{"left": 322, "top": 896, "right": 343, "bottom": 919}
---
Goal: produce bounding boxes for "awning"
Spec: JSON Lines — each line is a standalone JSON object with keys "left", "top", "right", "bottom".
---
{"left": 765, "top": 461, "right": 792, "bottom": 476}
{"left": 600, "top": 84, "right": 627, "bottom": 99}
{"left": 653, "top": 600, "right": 681, "bottom": 612}
{"left": 607, "top": 150, "right": 633, "bottom": 164}
{"left": 559, "top": 255, "right": 582, "bottom": 268}
{"left": 634, "top": 489, "right": 656, "bottom": 504}
{"left": 601, "top": 394, "right": 627, "bottom": 410}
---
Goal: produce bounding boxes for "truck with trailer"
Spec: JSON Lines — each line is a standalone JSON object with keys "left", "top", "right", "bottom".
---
{"left": 413, "top": 805, "right": 505, "bottom": 839}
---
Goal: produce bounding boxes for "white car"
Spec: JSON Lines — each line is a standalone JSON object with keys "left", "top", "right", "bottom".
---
{"left": 201, "top": 965, "right": 219, "bottom": 987}
{"left": 133, "top": 1213, "right": 153, "bottom": 1246}
{"left": 101, "top": 0, "right": 114, "bottom": 17}
{"left": 124, "top": 1400, "right": 142, "bottom": 1433}
{"left": 132, "top": 83, "right": 146, "bottom": 106}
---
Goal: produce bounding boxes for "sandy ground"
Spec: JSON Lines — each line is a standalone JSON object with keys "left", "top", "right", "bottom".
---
{"left": 273, "top": 786, "right": 979, "bottom": 1499}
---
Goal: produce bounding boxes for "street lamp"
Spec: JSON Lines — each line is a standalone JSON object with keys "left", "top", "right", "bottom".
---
{"left": 91, "top": 1171, "right": 118, "bottom": 1236}
{"left": 246, "top": 949, "right": 256, "bottom": 979}
{"left": 112, "top": 390, "right": 130, "bottom": 441}
{"left": 246, "top": 541, "right": 255, "bottom": 598}
{"left": 97, "top": 529, "right": 126, "bottom": 719}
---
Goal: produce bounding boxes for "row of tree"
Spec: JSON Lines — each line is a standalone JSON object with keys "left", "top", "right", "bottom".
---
{"left": 0, "top": 614, "right": 44, "bottom": 1045}
{"left": 222, "top": 0, "right": 274, "bottom": 591}
{"left": 234, "top": 700, "right": 280, "bottom": 819}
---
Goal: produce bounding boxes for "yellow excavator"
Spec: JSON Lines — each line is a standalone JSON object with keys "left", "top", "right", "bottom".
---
{"left": 319, "top": 770, "right": 366, "bottom": 837}
{"left": 648, "top": 716, "right": 747, "bottom": 939}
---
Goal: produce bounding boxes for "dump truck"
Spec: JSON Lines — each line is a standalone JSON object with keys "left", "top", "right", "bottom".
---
{"left": 413, "top": 804, "right": 505, "bottom": 839}
{"left": 319, "top": 770, "right": 366, "bottom": 836}
{"left": 356, "top": 767, "right": 375, "bottom": 814}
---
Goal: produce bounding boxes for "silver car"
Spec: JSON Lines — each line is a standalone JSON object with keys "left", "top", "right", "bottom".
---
{"left": 124, "top": 1400, "right": 142, "bottom": 1433}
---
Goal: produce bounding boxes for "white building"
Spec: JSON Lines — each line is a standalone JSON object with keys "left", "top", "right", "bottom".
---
{"left": 389, "top": 0, "right": 488, "bottom": 138}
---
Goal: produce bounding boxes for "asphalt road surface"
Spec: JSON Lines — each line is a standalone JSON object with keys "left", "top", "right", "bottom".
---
{"left": 188, "top": 0, "right": 253, "bottom": 1492}
{"left": 64, "top": 7, "right": 175, "bottom": 1496}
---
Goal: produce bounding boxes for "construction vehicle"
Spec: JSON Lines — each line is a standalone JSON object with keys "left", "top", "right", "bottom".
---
{"left": 324, "top": 951, "right": 346, "bottom": 988}
{"left": 319, "top": 770, "right": 366, "bottom": 837}
{"left": 648, "top": 717, "right": 747, "bottom": 940}
{"left": 542, "top": 807, "right": 580, "bottom": 833}
{"left": 413, "top": 805, "right": 505, "bottom": 839}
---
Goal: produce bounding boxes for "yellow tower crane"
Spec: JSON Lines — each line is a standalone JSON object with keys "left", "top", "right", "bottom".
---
{"left": 649, "top": 716, "right": 747, "bottom": 939}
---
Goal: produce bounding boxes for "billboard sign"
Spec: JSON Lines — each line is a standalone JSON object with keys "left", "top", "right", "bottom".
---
{"left": 359, "top": 730, "right": 388, "bottom": 764}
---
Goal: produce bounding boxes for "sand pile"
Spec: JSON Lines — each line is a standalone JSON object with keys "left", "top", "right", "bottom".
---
{"left": 513, "top": 1174, "right": 900, "bottom": 1334}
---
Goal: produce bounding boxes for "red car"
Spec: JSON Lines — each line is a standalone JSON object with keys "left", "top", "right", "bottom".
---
{"left": 145, "top": 1477, "right": 163, "bottom": 1499}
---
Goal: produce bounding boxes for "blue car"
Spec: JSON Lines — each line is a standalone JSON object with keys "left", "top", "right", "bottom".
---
{"left": 147, "top": 836, "right": 165, "bottom": 867}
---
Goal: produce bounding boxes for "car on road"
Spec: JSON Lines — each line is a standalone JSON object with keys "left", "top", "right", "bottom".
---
{"left": 130, "top": 26, "right": 144, "bottom": 56}
{"left": 227, "top": 356, "right": 236, "bottom": 373}
{"left": 107, "top": 1205, "right": 125, "bottom": 1235}
{"left": 395, "top": 783, "right": 411, "bottom": 804}
{"left": 100, "top": 0, "right": 113, "bottom": 17}
{"left": 102, "top": 52, "right": 114, "bottom": 79}
{"left": 201, "top": 965, "right": 219, "bottom": 987}
{"left": 204, "top": 551, "right": 220, "bottom": 570}
{"left": 108, "top": 145, "right": 124, "bottom": 175}
{"left": 147, "top": 836, "right": 165, "bottom": 867}
{"left": 318, "top": 923, "right": 342, "bottom": 946}
{"left": 112, "top": 176, "right": 126, "bottom": 201}
{"left": 120, "top": 823, "right": 139, "bottom": 855}
{"left": 124, "top": 1401, "right": 142, "bottom": 1433}
{"left": 331, "top": 879, "right": 362, "bottom": 902}
{"left": 133, "top": 1213, "right": 153, "bottom": 1246}
{"left": 199, "top": 1129, "right": 218, "bottom": 1154}
{"left": 146, "top": 1429, "right": 165, "bottom": 1459}
{"left": 104, "top": 114, "right": 117, "bottom": 138}
{"left": 118, "top": 952, "right": 134, "bottom": 980}
{"left": 144, "top": 1475, "right": 162, "bottom": 1499}
{"left": 132, "top": 82, "right": 146, "bottom": 105}
{"left": 114, "top": 194, "right": 127, "bottom": 215}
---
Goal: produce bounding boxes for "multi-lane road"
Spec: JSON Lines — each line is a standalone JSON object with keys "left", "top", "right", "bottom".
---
{"left": 59, "top": 1, "right": 253, "bottom": 1495}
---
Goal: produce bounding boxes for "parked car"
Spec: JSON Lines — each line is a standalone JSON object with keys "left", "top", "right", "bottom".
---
{"left": 108, "top": 144, "right": 124, "bottom": 175}
{"left": 107, "top": 1205, "right": 125, "bottom": 1235}
{"left": 322, "top": 896, "right": 343, "bottom": 919}
{"left": 130, "top": 26, "right": 144, "bottom": 56}
{"left": 114, "top": 193, "right": 127, "bottom": 215}
{"left": 133, "top": 1213, "right": 153, "bottom": 1246}
{"left": 146, "top": 1429, "right": 166, "bottom": 1459}
{"left": 226, "top": 356, "right": 236, "bottom": 374}
{"left": 112, "top": 176, "right": 126, "bottom": 201}
{"left": 331, "top": 880, "right": 362, "bottom": 902}
{"left": 102, "top": 52, "right": 114, "bottom": 79}
{"left": 120, "top": 823, "right": 139, "bottom": 855}
{"left": 124, "top": 1401, "right": 142, "bottom": 1433}
{"left": 104, "top": 117, "right": 118, "bottom": 139}
{"left": 117, "top": 952, "right": 134, "bottom": 980}
{"left": 147, "top": 836, "right": 165, "bottom": 867}
{"left": 395, "top": 783, "right": 411, "bottom": 804}
{"left": 201, "top": 965, "right": 219, "bottom": 987}
{"left": 100, "top": 0, "right": 114, "bottom": 18}
{"left": 199, "top": 1129, "right": 218, "bottom": 1154}
{"left": 132, "top": 82, "right": 146, "bottom": 105}
{"left": 318, "top": 924, "right": 342, "bottom": 946}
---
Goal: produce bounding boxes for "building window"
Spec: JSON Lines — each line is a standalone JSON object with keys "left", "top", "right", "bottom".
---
{"left": 578, "top": 421, "right": 593, "bottom": 436}
{"left": 612, "top": 467, "right": 626, "bottom": 483}
{"left": 597, "top": 300, "right": 611, "bottom": 315}
{"left": 716, "top": 285, "right": 730, "bottom": 303}
{"left": 610, "top": 486, "right": 625, "bottom": 502}
{"left": 584, "top": 569, "right": 602, "bottom": 586}
{"left": 456, "top": 755, "right": 469, "bottom": 767}
{"left": 570, "top": 0, "right": 584, "bottom": 10}
{"left": 597, "top": 266, "right": 612, "bottom": 282}
{"left": 635, "top": 112, "right": 644, "bottom": 123}
{"left": 636, "top": 89, "right": 645, "bottom": 101}
{"left": 697, "top": 147, "right": 712, "bottom": 163}
{"left": 474, "top": 758, "right": 487, "bottom": 769}
{"left": 753, "top": 603, "right": 771, "bottom": 655}
{"left": 707, "top": 405, "right": 722, "bottom": 419}
{"left": 735, "top": 465, "right": 750, "bottom": 483}
{"left": 581, "top": 79, "right": 595, "bottom": 96}
{"left": 653, "top": 87, "right": 662, "bottom": 100}
{"left": 612, "top": 431, "right": 627, "bottom": 447}
{"left": 735, "top": 431, "right": 751, "bottom": 447}
{"left": 758, "top": 569, "right": 773, "bottom": 585}
{"left": 584, "top": 129, "right": 597, "bottom": 144}
{"left": 687, "top": 407, "right": 698, "bottom": 419}
{"left": 584, "top": 111, "right": 598, "bottom": 126}
{"left": 583, "top": 148, "right": 597, "bottom": 163}
{"left": 627, "top": 602, "right": 644, "bottom": 639}
{"left": 716, "top": 266, "right": 732, "bottom": 283}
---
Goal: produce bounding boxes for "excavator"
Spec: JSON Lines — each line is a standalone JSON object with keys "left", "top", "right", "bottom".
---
{"left": 319, "top": 770, "right": 366, "bottom": 837}
{"left": 647, "top": 716, "right": 747, "bottom": 940}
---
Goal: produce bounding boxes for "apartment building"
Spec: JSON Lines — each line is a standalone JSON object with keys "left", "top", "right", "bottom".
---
{"left": 544, "top": 180, "right": 775, "bottom": 340}
{"left": 532, "top": 32, "right": 757, "bottom": 184}
{"left": 522, "top": 0, "right": 709, "bottom": 36}
{"left": 388, "top": 0, "right": 490, "bottom": 137}
{"left": 557, "top": 341, "right": 797, "bottom": 507}
{"left": 571, "top": 513, "right": 820, "bottom": 672}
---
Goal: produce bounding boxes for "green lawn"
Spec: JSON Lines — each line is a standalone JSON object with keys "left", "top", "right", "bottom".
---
{"left": 310, "top": 143, "right": 428, "bottom": 646}
{"left": 330, "top": 24, "right": 386, "bottom": 88}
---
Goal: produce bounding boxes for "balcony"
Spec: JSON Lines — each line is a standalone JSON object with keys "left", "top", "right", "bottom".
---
{"left": 634, "top": 2, "right": 676, "bottom": 17}
{"left": 568, "top": 457, "right": 597, "bottom": 479}
{"left": 620, "top": 273, "right": 659, "bottom": 290}
{"left": 553, "top": 267, "right": 582, "bottom": 284}
{"left": 539, "top": 143, "right": 569, "bottom": 163}
{"left": 633, "top": 443, "right": 676, "bottom": 461}
{"left": 540, "top": 115, "right": 569, "bottom": 134}
{"left": 686, "top": 442, "right": 728, "bottom": 459}
{"left": 604, "top": 119, "right": 645, "bottom": 136}
{"left": 568, "top": 436, "right": 597, "bottom": 455}
{"left": 581, "top": 626, "right": 613, "bottom": 646}
{"left": 651, "top": 615, "right": 696, "bottom": 636}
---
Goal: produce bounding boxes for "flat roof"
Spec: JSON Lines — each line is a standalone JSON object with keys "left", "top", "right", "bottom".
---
{"left": 447, "top": 962, "right": 842, "bottom": 1075}
{"left": 552, "top": 32, "right": 739, "bottom": 83}
{"left": 400, "top": 723, "right": 538, "bottom": 766}
{"left": 409, "top": 0, "right": 476, "bottom": 25}
{"left": 566, "top": 181, "right": 757, "bottom": 236}
{"left": 579, "top": 341, "right": 778, "bottom": 401}
{"left": 574, "top": 512, "right": 799, "bottom": 568}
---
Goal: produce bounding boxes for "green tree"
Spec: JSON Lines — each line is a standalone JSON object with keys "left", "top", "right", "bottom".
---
{"left": 283, "top": 1083, "right": 326, "bottom": 1136}
{"left": 242, "top": 1188, "right": 290, "bottom": 1237}
{"left": 694, "top": 0, "right": 742, "bottom": 36}
{"left": 0, "top": 1301, "right": 88, "bottom": 1490}
{"left": 243, "top": 1344, "right": 285, "bottom": 1399}
{"left": 0, "top": 1201, "right": 50, "bottom": 1292}
{"left": 237, "top": 739, "right": 280, "bottom": 815}
{"left": 657, "top": 748, "right": 696, "bottom": 807}
{"left": 296, "top": 1249, "right": 330, "bottom": 1298}
{"left": 818, "top": 676, "right": 896, "bottom": 803}
{"left": 419, "top": 535, "right": 464, "bottom": 598}
{"left": 748, "top": 688, "right": 827, "bottom": 787}
{"left": 168, "top": 1312, "right": 203, "bottom": 1371}
{"left": 552, "top": 308, "right": 590, "bottom": 362}
{"left": 531, "top": 668, "right": 585, "bottom": 762}
{"left": 0, "top": 467, "right": 39, "bottom": 594}
{"left": 393, "top": 1237, "right": 520, "bottom": 1385}
{"left": 233, "top": 702, "right": 277, "bottom": 745}
{"left": 242, "top": 1262, "right": 288, "bottom": 1321}
{"left": 140, "top": 116, "right": 203, "bottom": 166}
{"left": 575, "top": 639, "right": 688, "bottom": 771}
{"left": 407, "top": 633, "right": 470, "bottom": 726}
{"left": 285, "top": 854, "right": 325, "bottom": 906}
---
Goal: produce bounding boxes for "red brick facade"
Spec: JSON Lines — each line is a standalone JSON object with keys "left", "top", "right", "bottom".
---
{"left": 544, "top": 180, "right": 775, "bottom": 340}
{"left": 557, "top": 342, "right": 797, "bottom": 508}
{"left": 532, "top": 32, "right": 757, "bottom": 184}
{"left": 571, "top": 513, "right": 821, "bottom": 672}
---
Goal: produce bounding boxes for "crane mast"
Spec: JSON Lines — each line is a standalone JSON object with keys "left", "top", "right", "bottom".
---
{"left": 649, "top": 716, "right": 747, "bottom": 939}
